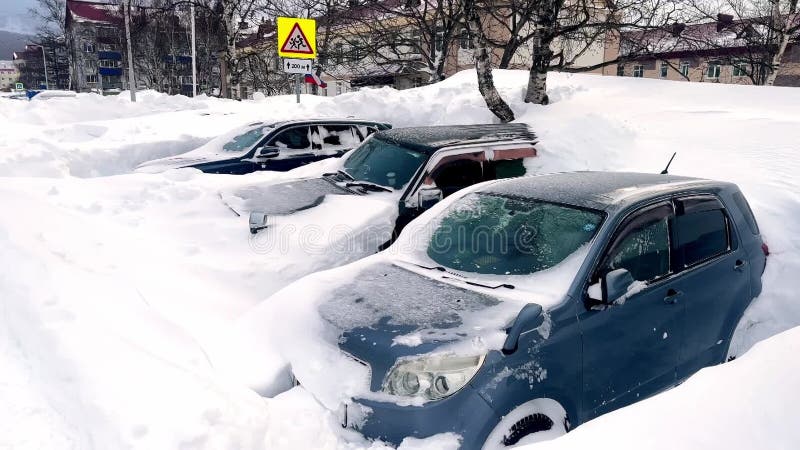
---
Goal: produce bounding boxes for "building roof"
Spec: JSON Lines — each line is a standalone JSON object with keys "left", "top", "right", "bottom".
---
{"left": 374, "top": 124, "right": 537, "bottom": 154}
{"left": 66, "top": 0, "right": 122, "bottom": 27}
{"left": 236, "top": 22, "right": 277, "bottom": 49}
{"left": 483, "top": 172, "right": 727, "bottom": 211}
{"left": 621, "top": 14, "right": 800, "bottom": 58}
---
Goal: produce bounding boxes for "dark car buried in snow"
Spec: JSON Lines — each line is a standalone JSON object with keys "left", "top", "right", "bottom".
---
{"left": 239, "top": 123, "right": 539, "bottom": 244}
{"left": 135, "top": 118, "right": 390, "bottom": 174}
{"left": 285, "top": 171, "right": 768, "bottom": 450}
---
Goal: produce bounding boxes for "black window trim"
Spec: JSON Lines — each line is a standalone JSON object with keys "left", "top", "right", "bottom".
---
{"left": 593, "top": 200, "right": 675, "bottom": 286}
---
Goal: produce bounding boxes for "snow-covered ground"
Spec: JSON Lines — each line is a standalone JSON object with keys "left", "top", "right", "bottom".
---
{"left": 0, "top": 71, "right": 798, "bottom": 450}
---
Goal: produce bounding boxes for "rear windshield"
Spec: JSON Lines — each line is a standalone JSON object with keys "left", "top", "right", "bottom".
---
{"left": 427, "top": 193, "right": 604, "bottom": 275}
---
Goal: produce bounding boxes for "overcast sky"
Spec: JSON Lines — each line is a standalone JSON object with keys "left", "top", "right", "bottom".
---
{"left": 0, "top": 0, "right": 40, "bottom": 35}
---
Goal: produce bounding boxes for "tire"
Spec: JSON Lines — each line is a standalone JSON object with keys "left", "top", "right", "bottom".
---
{"left": 482, "top": 399, "right": 568, "bottom": 450}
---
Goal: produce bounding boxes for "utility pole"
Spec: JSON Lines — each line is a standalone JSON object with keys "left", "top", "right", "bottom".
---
{"left": 124, "top": 0, "right": 137, "bottom": 102}
{"left": 40, "top": 44, "right": 49, "bottom": 89}
{"left": 190, "top": 3, "right": 197, "bottom": 97}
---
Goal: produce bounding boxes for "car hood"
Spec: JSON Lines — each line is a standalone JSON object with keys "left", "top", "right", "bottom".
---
{"left": 135, "top": 152, "right": 239, "bottom": 173}
{"left": 221, "top": 177, "right": 355, "bottom": 217}
{"left": 318, "top": 262, "right": 523, "bottom": 392}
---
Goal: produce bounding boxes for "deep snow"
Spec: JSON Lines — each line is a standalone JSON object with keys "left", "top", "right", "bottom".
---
{"left": 0, "top": 70, "right": 798, "bottom": 450}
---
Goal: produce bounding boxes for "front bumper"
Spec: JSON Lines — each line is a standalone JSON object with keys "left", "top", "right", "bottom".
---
{"left": 349, "top": 386, "right": 500, "bottom": 450}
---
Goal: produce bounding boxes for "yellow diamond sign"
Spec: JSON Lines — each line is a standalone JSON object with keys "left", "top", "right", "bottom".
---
{"left": 277, "top": 17, "right": 316, "bottom": 59}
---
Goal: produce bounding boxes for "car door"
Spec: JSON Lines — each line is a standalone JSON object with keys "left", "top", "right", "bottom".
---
{"left": 668, "top": 195, "right": 751, "bottom": 378}
{"left": 578, "top": 202, "right": 683, "bottom": 421}
{"left": 318, "top": 124, "right": 362, "bottom": 159}
{"left": 262, "top": 125, "right": 318, "bottom": 172}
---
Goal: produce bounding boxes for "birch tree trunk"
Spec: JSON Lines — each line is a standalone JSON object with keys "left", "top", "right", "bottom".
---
{"left": 467, "top": 6, "right": 514, "bottom": 122}
{"left": 524, "top": 29, "right": 553, "bottom": 104}
{"left": 764, "top": 0, "right": 797, "bottom": 86}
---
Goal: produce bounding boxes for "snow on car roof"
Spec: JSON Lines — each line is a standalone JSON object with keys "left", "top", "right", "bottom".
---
{"left": 482, "top": 171, "right": 727, "bottom": 211}
{"left": 269, "top": 118, "right": 387, "bottom": 128}
{"left": 374, "top": 123, "right": 537, "bottom": 154}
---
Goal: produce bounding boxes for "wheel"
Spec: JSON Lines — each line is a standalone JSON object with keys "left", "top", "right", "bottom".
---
{"left": 482, "top": 399, "right": 568, "bottom": 450}
{"left": 725, "top": 312, "right": 757, "bottom": 362}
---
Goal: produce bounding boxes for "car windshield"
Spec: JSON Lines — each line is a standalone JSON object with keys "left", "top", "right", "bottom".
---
{"left": 218, "top": 123, "right": 272, "bottom": 152}
{"left": 427, "top": 193, "right": 604, "bottom": 275}
{"left": 342, "top": 137, "right": 428, "bottom": 190}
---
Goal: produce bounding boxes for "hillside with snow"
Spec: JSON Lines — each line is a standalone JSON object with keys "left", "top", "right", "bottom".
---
{"left": 0, "top": 70, "right": 798, "bottom": 450}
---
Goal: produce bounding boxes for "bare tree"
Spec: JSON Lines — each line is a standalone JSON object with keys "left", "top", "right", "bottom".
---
{"left": 320, "top": 0, "right": 466, "bottom": 84}
{"left": 29, "top": 0, "right": 71, "bottom": 89}
{"left": 464, "top": 0, "right": 514, "bottom": 121}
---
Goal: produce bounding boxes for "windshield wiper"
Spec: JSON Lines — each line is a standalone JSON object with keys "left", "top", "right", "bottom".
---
{"left": 346, "top": 180, "right": 392, "bottom": 192}
{"left": 322, "top": 169, "right": 354, "bottom": 181}
{"left": 402, "top": 261, "right": 515, "bottom": 290}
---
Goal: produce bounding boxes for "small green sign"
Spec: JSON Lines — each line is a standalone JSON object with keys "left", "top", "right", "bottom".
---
{"left": 15, "top": 82, "right": 23, "bottom": 90}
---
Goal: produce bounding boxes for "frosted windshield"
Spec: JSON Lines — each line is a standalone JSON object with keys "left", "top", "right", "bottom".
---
{"left": 343, "top": 138, "right": 427, "bottom": 190}
{"left": 213, "top": 123, "right": 273, "bottom": 152}
{"left": 427, "top": 193, "right": 603, "bottom": 275}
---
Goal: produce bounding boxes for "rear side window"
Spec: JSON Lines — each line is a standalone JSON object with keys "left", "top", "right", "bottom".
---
{"left": 732, "top": 191, "right": 759, "bottom": 234}
{"left": 271, "top": 126, "right": 311, "bottom": 150}
{"left": 674, "top": 208, "right": 729, "bottom": 267}
{"left": 320, "top": 125, "right": 359, "bottom": 148}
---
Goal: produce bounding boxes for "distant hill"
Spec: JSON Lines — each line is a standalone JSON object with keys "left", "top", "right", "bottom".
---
{"left": 0, "top": 30, "right": 34, "bottom": 60}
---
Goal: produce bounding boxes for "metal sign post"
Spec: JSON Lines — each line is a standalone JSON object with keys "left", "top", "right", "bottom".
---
{"left": 295, "top": 73, "right": 301, "bottom": 104}
{"left": 277, "top": 17, "right": 317, "bottom": 106}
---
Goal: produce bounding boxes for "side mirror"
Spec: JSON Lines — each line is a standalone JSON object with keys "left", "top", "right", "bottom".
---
{"left": 417, "top": 186, "right": 443, "bottom": 210}
{"left": 502, "top": 303, "right": 544, "bottom": 354}
{"left": 249, "top": 211, "right": 269, "bottom": 234}
{"left": 255, "top": 146, "right": 280, "bottom": 160}
{"left": 602, "top": 268, "right": 635, "bottom": 304}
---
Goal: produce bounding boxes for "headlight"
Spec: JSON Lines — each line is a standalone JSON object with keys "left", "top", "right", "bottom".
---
{"left": 383, "top": 354, "right": 485, "bottom": 400}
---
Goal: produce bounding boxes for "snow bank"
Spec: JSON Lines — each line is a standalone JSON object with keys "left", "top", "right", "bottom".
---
{"left": 530, "top": 325, "right": 800, "bottom": 450}
{"left": 1, "top": 70, "right": 799, "bottom": 449}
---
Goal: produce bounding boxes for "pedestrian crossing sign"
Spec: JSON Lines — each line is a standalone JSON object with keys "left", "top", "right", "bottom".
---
{"left": 277, "top": 17, "right": 316, "bottom": 59}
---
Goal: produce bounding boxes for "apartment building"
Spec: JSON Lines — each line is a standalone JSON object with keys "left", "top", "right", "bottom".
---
{"left": 0, "top": 60, "right": 20, "bottom": 91}
{"left": 65, "top": 0, "right": 196, "bottom": 94}
{"left": 612, "top": 18, "right": 800, "bottom": 86}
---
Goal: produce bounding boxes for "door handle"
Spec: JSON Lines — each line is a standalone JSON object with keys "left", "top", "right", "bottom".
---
{"left": 664, "top": 289, "right": 683, "bottom": 304}
{"left": 734, "top": 260, "right": 748, "bottom": 272}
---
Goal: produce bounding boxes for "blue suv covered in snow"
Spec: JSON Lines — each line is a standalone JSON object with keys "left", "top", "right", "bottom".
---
{"left": 136, "top": 118, "right": 390, "bottom": 174}
{"left": 295, "top": 172, "right": 767, "bottom": 449}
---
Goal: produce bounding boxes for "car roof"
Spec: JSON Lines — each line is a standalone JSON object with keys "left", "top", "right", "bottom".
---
{"left": 373, "top": 123, "right": 537, "bottom": 154}
{"left": 269, "top": 118, "right": 388, "bottom": 128}
{"left": 481, "top": 171, "right": 735, "bottom": 211}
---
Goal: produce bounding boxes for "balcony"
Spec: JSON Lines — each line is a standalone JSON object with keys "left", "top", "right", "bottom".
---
{"left": 98, "top": 67, "right": 123, "bottom": 76}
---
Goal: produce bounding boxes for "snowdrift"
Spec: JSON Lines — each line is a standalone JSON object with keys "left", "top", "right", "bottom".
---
{"left": 0, "top": 70, "right": 798, "bottom": 450}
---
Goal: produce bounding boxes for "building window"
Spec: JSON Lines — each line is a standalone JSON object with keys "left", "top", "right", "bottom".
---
{"left": 86, "top": 74, "right": 97, "bottom": 83}
{"left": 616, "top": 64, "right": 624, "bottom": 76}
{"left": 632, "top": 65, "right": 644, "bottom": 77}
{"left": 83, "top": 42, "right": 95, "bottom": 53}
{"left": 680, "top": 61, "right": 690, "bottom": 77}
{"left": 336, "top": 81, "right": 343, "bottom": 95}
{"left": 706, "top": 61, "right": 721, "bottom": 79}
{"left": 732, "top": 60, "right": 747, "bottom": 77}
{"left": 98, "top": 59, "right": 120, "bottom": 68}
{"left": 660, "top": 62, "right": 668, "bottom": 78}
{"left": 98, "top": 43, "right": 116, "bottom": 52}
